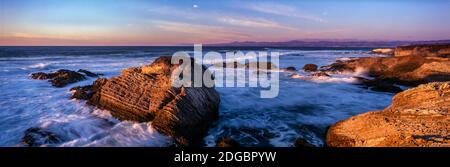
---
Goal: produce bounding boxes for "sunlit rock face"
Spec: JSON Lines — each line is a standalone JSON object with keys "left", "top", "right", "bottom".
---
{"left": 321, "top": 52, "right": 450, "bottom": 86}
{"left": 74, "top": 56, "right": 220, "bottom": 146}
{"left": 326, "top": 82, "right": 450, "bottom": 147}
{"left": 394, "top": 44, "right": 450, "bottom": 57}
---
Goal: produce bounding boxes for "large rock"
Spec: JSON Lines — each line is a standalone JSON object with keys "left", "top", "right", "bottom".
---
{"left": 31, "top": 69, "right": 86, "bottom": 87}
{"left": 31, "top": 69, "right": 99, "bottom": 87}
{"left": 321, "top": 55, "right": 450, "bottom": 86}
{"left": 326, "top": 82, "right": 450, "bottom": 147}
{"left": 84, "top": 56, "right": 220, "bottom": 146}
{"left": 302, "top": 64, "right": 318, "bottom": 72}
{"left": 394, "top": 44, "right": 450, "bottom": 57}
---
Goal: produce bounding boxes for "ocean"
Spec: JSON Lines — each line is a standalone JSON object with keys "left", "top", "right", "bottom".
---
{"left": 0, "top": 46, "right": 393, "bottom": 147}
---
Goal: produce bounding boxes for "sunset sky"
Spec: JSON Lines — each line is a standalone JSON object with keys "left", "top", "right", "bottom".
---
{"left": 1, "top": 0, "right": 450, "bottom": 46}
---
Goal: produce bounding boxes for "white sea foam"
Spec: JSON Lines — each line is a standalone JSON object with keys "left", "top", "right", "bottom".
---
{"left": 0, "top": 48, "right": 393, "bottom": 147}
{"left": 21, "top": 62, "right": 53, "bottom": 70}
{"left": 290, "top": 73, "right": 359, "bottom": 83}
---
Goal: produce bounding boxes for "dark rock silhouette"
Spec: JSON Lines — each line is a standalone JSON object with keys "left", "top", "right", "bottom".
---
{"left": 302, "top": 64, "right": 318, "bottom": 72}
{"left": 31, "top": 69, "right": 86, "bottom": 87}
{"left": 353, "top": 77, "right": 403, "bottom": 93}
{"left": 22, "top": 127, "right": 62, "bottom": 147}
{"left": 284, "top": 66, "right": 297, "bottom": 72}
{"left": 70, "top": 85, "right": 94, "bottom": 100}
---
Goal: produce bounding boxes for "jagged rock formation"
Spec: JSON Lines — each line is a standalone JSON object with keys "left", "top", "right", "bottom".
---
{"left": 72, "top": 56, "right": 220, "bottom": 146}
{"left": 326, "top": 82, "right": 450, "bottom": 147}
{"left": 394, "top": 44, "right": 450, "bottom": 57}
{"left": 31, "top": 69, "right": 86, "bottom": 87}
{"left": 31, "top": 69, "right": 100, "bottom": 87}
{"left": 321, "top": 55, "right": 450, "bottom": 86}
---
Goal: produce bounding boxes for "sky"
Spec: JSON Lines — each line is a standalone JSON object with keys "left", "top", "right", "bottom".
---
{"left": 1, "top": 0, "right": 450, "bottom": 46}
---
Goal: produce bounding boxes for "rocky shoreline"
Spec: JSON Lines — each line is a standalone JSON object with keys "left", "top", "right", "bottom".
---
{"left": 25, "top": 44, "right": 450, "bottom": 147}
{"left": 324, "top": 44, "right": 450, "bottom": 147}
{"left": 326, "top": 82, "right": 450, "bottom": 147}
{"left": 28, "top": 56, "right": 220, "bottom": 147}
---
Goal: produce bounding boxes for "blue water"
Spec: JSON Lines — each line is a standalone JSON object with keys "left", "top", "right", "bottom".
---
{"left": 0, "top": 46, "right": 393, "bottom": 147}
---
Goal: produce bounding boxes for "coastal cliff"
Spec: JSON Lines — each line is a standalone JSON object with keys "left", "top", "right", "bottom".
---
{"left": 322, "top": 56, "right": 450, "bottom": 86}
{"left": 326, "top": 82, "right": 450, "bottom": 147}
{"left": 325, "top": 44, "right": 450, "bottom": 147}
{"left": 394, "top": 44, "right": 450, "bottom": 57}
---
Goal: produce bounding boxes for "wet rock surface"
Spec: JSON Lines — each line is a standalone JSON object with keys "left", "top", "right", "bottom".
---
{"left": 302, "top": 64, "right": 318, "bottom": 72}
{"left": 22, "top": 127, "right": 62, "bottom": 147}
{"left": 31, "top": 69, "right": 100, "bottom": 87}
{"left": 31, "top": 69, "right": 86, "bottom": 87}
{"left": 353, "top": 77, "right": 403, "bottom": 93}
{"left": 75, "top": 56, "right": 220, "bottom": 146}
{"left": 70, "top": 85, "right": 94, "bottom": 100}
{"left": 310, "top": 71, "right": 330, "bottom": 77}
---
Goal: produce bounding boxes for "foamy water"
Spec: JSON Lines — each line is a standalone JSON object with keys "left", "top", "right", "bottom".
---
{"left": 0, "top": 46, "right": 393, "bottom": 147}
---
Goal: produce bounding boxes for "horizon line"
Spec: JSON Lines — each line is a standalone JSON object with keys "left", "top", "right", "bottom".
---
{"left": 1, "top": 39, "right": 449, "bottom": 47}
